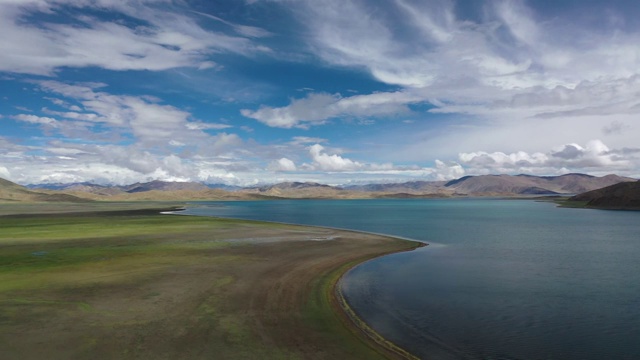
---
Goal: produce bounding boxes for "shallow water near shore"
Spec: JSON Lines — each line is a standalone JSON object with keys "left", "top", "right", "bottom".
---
{"left": 183, "top": 199, "right": 640, "bottom": 360}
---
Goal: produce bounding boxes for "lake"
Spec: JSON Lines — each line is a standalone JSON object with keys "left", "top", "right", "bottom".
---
{"left": 181, "top": 198, "right": 640, "bottom": 360}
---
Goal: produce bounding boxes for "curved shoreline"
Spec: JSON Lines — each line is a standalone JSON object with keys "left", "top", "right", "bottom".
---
{"left": 171, "top": 206, "right": 426, "bottom": 359}
{"left": 1, "top": 202, "right": 425, "bottom": 359}
{"left": 169, "top": 206, "right": 427, "bottom": 244}
{"left": 331, "top": 249, "right": 424, "bottom": 360}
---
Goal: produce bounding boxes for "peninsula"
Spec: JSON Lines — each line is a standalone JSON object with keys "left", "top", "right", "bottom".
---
{"left": 0, "top": 203, "right": 421, "bottom": 359}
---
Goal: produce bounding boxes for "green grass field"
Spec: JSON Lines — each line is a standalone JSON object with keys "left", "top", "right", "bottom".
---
{"left": 0, "top": 203, "right": 419, "bottom": 359}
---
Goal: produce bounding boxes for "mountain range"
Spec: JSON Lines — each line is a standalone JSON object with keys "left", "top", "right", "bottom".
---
{"left": 442, "top": 173, "right": 632, "bottom": 195}
{"left": 0, "top": 177, "right": 89, "bottom": 202}
{"left": 1, "top": 173, "right": 634, "bottom": 203}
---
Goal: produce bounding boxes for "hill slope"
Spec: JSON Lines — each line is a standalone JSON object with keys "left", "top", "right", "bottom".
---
{"left": 568, "top": 180, "right": 640, "bottom": 210}
{"left": 0, "top": 178, "right": 89, "bottom": 202}
{"left": 243, "top": 182, "right": 358, "bottom": 199}
{"left": 444, "top": 173, "right": 634, "bottom": 195}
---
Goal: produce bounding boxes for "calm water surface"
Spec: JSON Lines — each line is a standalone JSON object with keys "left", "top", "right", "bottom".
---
{"left": 182, "top": 199, "right": 640, "bottom": 360}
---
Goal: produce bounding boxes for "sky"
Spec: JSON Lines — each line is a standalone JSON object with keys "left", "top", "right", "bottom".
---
{"left": 1, "top": 0, "right": 639, "bottom": 186}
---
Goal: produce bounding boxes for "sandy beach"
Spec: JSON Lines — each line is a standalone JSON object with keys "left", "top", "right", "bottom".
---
{"left": 0, "top": 203, "right": 421, "bottom": 359}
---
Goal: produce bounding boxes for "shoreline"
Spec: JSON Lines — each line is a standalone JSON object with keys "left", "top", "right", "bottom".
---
{"left": 331, "top": 250, "right": 423, "bottom": 360}
{"left": 1, "top": 202, "right": 425, "bottom": 359}
{"left": 170, "top": 206, "right": 426, "bottom": 359}
{"left": 168, "top": 206, "right": 426, "bottom": 244}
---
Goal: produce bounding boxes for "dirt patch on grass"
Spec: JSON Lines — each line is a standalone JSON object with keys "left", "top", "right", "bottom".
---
{"left": 0, "top": 206, "right": 420, "bottom": 359}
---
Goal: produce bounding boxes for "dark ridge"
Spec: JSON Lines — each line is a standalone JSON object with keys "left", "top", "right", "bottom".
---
{"left": 25, "top": 182, "right": 98, "bottom": 190}
{"left": 569, "top": 180, "right": 640, "bottom": 210}
{"left": 444, "top": 175, "right": 474, "bottom": 187}
{"left": 545, "top": 173, "right": 595, "bottom": 180}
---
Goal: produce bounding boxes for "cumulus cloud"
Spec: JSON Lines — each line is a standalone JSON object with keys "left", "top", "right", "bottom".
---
{"left": 0, "top": 80, "right": 254, "bottom": 185}
{"left": 459, "top": 140, "right": 635, "bottom": 175}
{"left": 307, "top": 144, "right": 364, "bottom": 171}
{"left": 0, "top": 166, "right": 11, "bottom": 179}
{"left": 269, "top": 158, "right": 297, "bottom": 172}
{"left": 258, "top": 144, "right": 466, "bottom": 182}
{"left": 35, "top": 80, "right": 222, "bottom": 145}
{"left": 433, "top": 159, "right": 465, "bottom": 181}
{"left": 241, "top": 93, "right": 336, "bottom": 128}
{"left": 0, "top": 139, "right": 258, "bottom": 186}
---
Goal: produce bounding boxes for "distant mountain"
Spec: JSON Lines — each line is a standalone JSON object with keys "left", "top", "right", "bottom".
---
{"left": 346, "top": 181, "right": 450, "bottom": 194}
{"left": 444, "top": 173, "right": 635, "bottom": 195}
{"left": 64, "top": 183, "right": 126, "bottom": 196}
{"left": 206, "top": 183, "right": 243, "bottom": 191}
{"left": 254, "top": 182, "right": 336, "bottom": 191}
{"left": 244, "top": 182, "right": 354, "bottom": 199}
{"left": 121, "top": 180, "right": 210, "bottom": 193}
{"left": 26, "top": 182, "right": 84, "bottom": 190}
{"left": 84, "top": 188, "right": 272, "bottom": 201}
{"left": 1, "top": 177, "right": 89, "bottom": 202}
{"left": 10, "top": 173, "right": 636, "bottom": 201}
{"left": 568, "top": 180, "right": 640, "bottom": 210}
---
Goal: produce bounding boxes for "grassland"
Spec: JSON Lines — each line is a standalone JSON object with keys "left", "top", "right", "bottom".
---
{"left": 0, "top": 202, "right": 421, "bottom": 359}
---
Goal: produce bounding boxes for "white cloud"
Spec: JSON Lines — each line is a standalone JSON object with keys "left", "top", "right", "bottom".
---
{"left": 0, "top": 166, "right": 10, "bottom": 179}
{"left": 191, "top": 10, "right": 273, "bottom": 38}
{"left": 3, "top": 1, "right": 640, "bottom": 185}
{"left": 160, "top": 154, "right": 190, "bottom": 177}
{"left": 250, "top": 0, "right": 640, "bottom": 156}
{"left": 186, "top": 122, "right": 232, "bottom": 130}
{"left": 46, "top": 147, "right": 87, "bottom": 156}
{"left": 36, "top": 80, "right": 219, "bottom": 144}
{"left": 42, "top": 108, "right": 100, "bottom": 122}
{"left": 433, "top": 159, "right": 465, "bottom": 181}
{"left": 241, "top": 91, "right": 422, "bottom": 128}
{"left": 269, "top": 158, "right": 297, "bottom": 172}
{"left": 0, "top": 139, "right": 259, "bottom": 186}
{"left": 287, "top": 143, "right": 464, "bottom": 181}
{"left": 241, "top": 93, "right": 337, "bottom": 128}
{"left": 0, "top": 79, "right": 256, "bottom": 186}
{"left": 13, "top": 114, "right": 59, "bottom": 127}
{"left": 0, "top": 0, "right": 269, "bottom": 75}
{"left": 307, "top": 144, "right": 364, "bottom": 172}
{"left": 290, "top": 136, "right": 327, "bottom": 145}
{"left": 458, "top": 140, "right": 636, "bottom": 175}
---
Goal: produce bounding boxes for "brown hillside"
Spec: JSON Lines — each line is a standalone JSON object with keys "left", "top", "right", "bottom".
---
{"left": 0, "top": 177, "right": 89, "bottom": 202}
{"left": 569, "top": 181, "right": 640, "bottom": 210}
{"left": 445, "top": 173, "right": 634, "bottom": 195}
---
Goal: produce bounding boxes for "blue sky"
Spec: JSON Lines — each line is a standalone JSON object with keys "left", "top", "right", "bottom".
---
{"left": 1, "top": 0, "right": 639, "bottom": 186}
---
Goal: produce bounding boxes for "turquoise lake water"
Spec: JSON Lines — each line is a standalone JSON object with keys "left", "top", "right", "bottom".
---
{"left": 181, "top": 199, "right": 640, "bottom": 360}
